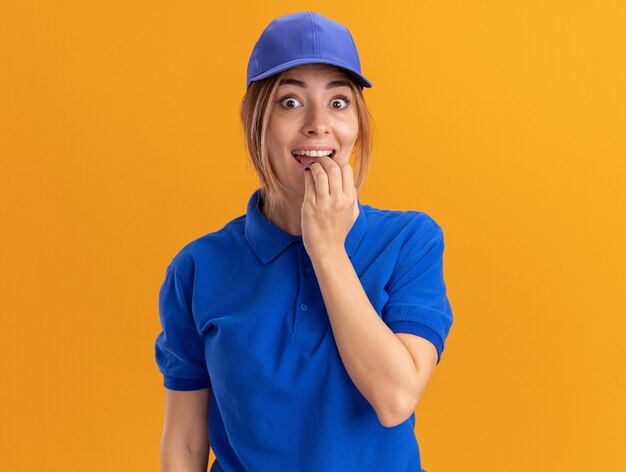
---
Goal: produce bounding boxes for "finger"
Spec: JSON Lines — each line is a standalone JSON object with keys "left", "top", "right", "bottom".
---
{"left": 320, "top": 156, "right": 343, "bottom": 197}
{"left": 340, "top": 162, "right": 355, "bottom": 195}
{"left": 303, "top": 166, "right": 316, "bottom": 206}
{"left": 309, "top": 162, "right": 329, "bottom": 203}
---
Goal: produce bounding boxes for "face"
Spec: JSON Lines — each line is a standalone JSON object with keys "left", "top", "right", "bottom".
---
{"left": 266, "top": 63, "right": 359, "bottom": 198}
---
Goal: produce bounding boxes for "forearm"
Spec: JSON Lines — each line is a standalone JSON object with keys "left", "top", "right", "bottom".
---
{"left": 310, "top": 248, "right": 419, "bottom": 426}
{"left": 161, "top": 440, "right": 209, "bottom": 472}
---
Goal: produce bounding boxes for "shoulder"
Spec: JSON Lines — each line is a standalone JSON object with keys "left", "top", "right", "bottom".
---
{"left": 166, "top": 213, "right": 247, "bottom": 280}
{"left": 361, "top": 202, "right": 443, "bottom": 241}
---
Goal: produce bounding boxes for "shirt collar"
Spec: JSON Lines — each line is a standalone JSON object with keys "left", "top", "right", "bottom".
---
{"left": 245, "top": 188, "right": 368, "bottom": 264}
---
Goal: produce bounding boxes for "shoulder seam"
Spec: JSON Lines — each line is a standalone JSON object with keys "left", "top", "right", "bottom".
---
{"left": 412, "top": 215, "right": 441, "bottom": 240}
{"left": 169, "top": 261, "right": 194, "bottom": 314}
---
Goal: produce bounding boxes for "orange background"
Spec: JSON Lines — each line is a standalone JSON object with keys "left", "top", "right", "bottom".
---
{"left": 1, "top": 1, "right": 625, "bottom": 471}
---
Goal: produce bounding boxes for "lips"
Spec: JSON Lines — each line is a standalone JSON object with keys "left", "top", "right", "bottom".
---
{"left": 291, "top": 149, "right": 336, "bottom": 167}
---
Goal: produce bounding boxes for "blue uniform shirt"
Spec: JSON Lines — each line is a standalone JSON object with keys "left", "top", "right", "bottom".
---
{"left": 155, "top": 188, "right": 454, "bottom": 472}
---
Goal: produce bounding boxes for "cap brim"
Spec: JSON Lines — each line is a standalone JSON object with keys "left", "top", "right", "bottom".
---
{"left": 248, "top": 58, "right": 372, "bottom": 89}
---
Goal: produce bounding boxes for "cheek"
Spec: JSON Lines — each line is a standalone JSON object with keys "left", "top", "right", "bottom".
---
{"left": 268, "top": 117, "right": 297, "bottom": 147}
{"left": 335, "top": 119, "right": 359, "bottom": 147}
{"left": 266, "top": 119, "right": 280, "bottom": 147}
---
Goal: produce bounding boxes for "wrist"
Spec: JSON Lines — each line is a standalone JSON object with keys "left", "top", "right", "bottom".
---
{"left": 309, "top": 245, "right": 348, "bottom": 268}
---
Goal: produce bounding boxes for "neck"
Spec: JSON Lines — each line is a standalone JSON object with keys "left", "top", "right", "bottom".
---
{"left": 260, "top": 191, "right": 303, "bottom": 236}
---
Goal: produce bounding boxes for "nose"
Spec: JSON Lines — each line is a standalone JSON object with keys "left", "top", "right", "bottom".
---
{"left": 302, "top": 102, "right": 330, "bottom": 136}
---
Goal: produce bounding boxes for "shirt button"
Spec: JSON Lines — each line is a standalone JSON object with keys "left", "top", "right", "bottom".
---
{"left": 304, "top": 266, "right": 311, "bottom": 274}
{"left": 300, "top": 303, "right": 308, "bottom": 311}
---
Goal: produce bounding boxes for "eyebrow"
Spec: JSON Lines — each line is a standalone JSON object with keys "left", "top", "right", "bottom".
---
{"left": 278, "top": 78, "right": 352, "bottom": 89}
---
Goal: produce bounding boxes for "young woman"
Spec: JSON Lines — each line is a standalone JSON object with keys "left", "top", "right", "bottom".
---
{"left": 156, "top": 11, "right": 454, "bottom": 472}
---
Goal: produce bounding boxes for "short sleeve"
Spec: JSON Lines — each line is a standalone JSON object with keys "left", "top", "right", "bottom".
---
{"left": 154, "top": 260, "right": 212, "bottom": 391}
{"left": 382, "top": 220, "right": 454, "bottom": 365}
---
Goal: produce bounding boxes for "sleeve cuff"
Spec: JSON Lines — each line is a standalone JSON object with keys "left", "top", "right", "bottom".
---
{"left": 163, "top": 375, "right": 211, "bottom": 391}
{"left": 386, "top": 320, "right": 444, "bottom": 365}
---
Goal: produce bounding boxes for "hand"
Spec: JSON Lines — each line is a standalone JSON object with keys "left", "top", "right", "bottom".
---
{"left": 302, "top": 156, "right": 359, "bottom": 262}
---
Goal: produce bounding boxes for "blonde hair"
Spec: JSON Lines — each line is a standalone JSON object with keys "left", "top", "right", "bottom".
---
{"left": 239, "top": 68, "right": 375, "bottom": 222}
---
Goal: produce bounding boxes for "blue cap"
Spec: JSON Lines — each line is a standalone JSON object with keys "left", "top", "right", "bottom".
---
{"left": 246, "top": 11, "right": 373, "bottom": 90}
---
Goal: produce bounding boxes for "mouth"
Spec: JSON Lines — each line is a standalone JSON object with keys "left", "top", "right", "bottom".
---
{"left": 291, "top": 149, "right": 336, "bottom": 167}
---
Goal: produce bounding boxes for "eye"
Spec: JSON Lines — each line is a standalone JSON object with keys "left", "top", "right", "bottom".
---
{"left": 278, "top": 96, "right": 302, "bottom": 109}
{"left": 277, "top": 94, "right": 352, "bottom": 110}
{"left": 331, "top": 95, "right": 352, "bottom": 110}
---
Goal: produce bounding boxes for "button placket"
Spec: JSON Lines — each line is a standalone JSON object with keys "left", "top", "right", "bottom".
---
{"left": 294, "top": 249, "right": 317, "bottom": 330}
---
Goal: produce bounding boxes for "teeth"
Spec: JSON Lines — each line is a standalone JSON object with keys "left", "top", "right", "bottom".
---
{"left": 292, "top": 149, "right": 334, "bottom": 157}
